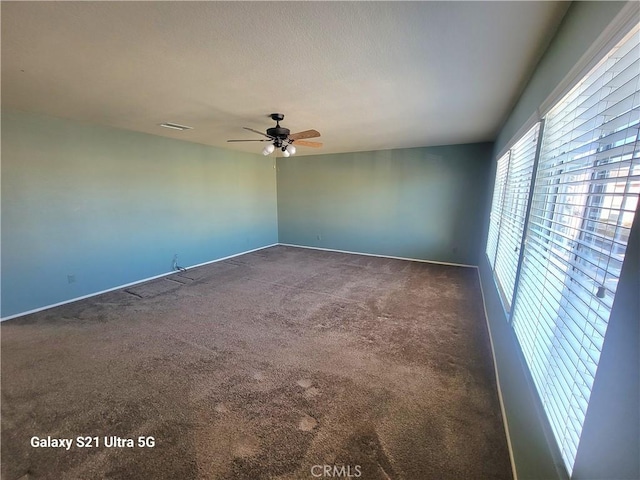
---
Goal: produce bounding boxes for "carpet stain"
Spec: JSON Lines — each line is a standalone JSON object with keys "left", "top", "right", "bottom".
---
{"left": 296, "top": 379, "right": 313, "bottom": 389}
{"left": 233, "top": 436, "right": 261, "bottom": 458}
{"left": 298, "top": 414, "right": 318, "bottom": 432}
{"left": 1, "top": 245, "right": 512, "bottom": 480}
{"left": 304, "top": 387, "right": 321, "bottom": 399}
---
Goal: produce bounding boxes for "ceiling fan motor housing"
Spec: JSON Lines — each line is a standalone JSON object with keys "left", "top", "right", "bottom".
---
{"left": 267, "top": 114, "right": 289, "bottom": 141}
{"left": 266, "top": 126, "right": 290, "bottom": 140}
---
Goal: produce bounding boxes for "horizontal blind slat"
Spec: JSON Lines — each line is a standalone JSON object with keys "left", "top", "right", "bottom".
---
{"left": 510, "top": 23, "right": 640, "bottom": 475}
{"left": 492, "top": 124, "right": 540, "bottom": 308}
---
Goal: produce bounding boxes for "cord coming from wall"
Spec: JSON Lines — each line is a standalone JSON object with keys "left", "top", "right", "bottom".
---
{"left": 172, "top": 254, "right": 187, "bottom": 273}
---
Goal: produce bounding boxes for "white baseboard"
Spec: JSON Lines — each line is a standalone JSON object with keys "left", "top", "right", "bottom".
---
{"left": 476, "top": 268, "right": 518, "bottom": 480}
{"left": 2, "top": 242, "right": 476, "bottom": 321}
{"left": 0, "top": 243, "right": 279, "bottom": 322}
{"left": 277, "top": 243, "right": 478, "bottom": 268}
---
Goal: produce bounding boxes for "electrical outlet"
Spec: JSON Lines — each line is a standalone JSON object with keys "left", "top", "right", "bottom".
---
{"left": 317, "top": 234, "right": 322, "bottom": 241}
{"left": 67, "top": 274, "right": 75, "bottom": 284}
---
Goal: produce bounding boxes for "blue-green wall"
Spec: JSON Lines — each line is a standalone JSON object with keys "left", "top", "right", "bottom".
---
{"left": 1, "top": 109, "right": 278, "bottom": 318}
{"left": 277, "top": 143, "right": 493, "bottom": 265}
{"left": 2, "top": 114, "right": 492, "bottom": 318}
{"left": 3, "top": 4, "right": 637, "bottom": 477}
{"left": 480, "top": 2, "right": 638, "bottom": 479}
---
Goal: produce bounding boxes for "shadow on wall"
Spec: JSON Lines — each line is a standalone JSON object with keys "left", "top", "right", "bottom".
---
{"left": 1, "top": 109, "right": 278, "bottom": 318}
{"left": 276, "top": 143, "right": 493, "bottom": 265}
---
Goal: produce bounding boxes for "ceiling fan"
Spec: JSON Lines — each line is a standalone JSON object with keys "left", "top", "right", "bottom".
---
{"left": 227, "top": 113, "right": 322, "bottom": 157}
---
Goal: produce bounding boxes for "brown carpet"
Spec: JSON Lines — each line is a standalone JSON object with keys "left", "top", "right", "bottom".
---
{"left": 1, "top": 245, "right": 512, "bottom": 480}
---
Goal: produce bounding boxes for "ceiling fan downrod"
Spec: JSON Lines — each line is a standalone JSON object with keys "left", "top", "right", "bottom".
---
{"left": 266, "top": 113, "right": 290, "bottom": 141}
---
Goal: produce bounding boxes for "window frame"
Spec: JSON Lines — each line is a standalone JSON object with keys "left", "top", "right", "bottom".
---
{"left": 485, "top": 10, "right": 640, "bottom": 475}
{"left": 486, "top": 122, "right": 543, "bottom": 314}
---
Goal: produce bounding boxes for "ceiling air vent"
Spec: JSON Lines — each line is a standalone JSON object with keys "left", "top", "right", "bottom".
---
{"left": 159, "top": 122, "right": 193, "bottom": 131}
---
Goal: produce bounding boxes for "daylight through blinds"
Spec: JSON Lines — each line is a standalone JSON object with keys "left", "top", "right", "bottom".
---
{"left": 486, "top": 152, "right": 510, "bottom": 270}
{"left": 510, "top": 25, "right": 640, "bottom": 473}
{"left": 492, "top": 123, "right": 540, "bottom": 308}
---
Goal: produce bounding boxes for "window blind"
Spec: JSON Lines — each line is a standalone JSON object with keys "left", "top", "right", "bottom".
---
{"left": 486, "top": 151, "right": 510, "bottom": 270}
{"left": 493, "top": 123, "right": 540, "bottom": 309}
{"left": 511, "top": 24, "right": 640, "bottom": 474}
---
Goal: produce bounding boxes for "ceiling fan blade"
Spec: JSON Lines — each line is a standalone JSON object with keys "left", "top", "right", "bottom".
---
{"left": 292, "top": 140, "right": 323, "bottom": 148}
{"left": 227, "top": 139, "right": 271, "bottom": 142}
{"left": 288, "top": 129, "right": 320, "bottom": 141}
{"left": 242, "top": 127, "right": 272, "bottom": 138}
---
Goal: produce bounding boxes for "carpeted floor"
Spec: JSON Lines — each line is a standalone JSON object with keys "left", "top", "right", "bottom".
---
{"left": 1, "top": 245, "right": 512, "bottom": 480}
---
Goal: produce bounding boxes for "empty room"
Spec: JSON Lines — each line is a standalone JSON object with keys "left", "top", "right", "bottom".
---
{"left": 1, "top": 2, "right": 638, "bottom": 480}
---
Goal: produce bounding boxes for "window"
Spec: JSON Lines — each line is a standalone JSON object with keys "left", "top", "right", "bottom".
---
{"left": 490, "top": 124, "right": 541, "bottom": 309}
{"left": 510, "top": 24, "right": 639, "bottom": 474}
{"left": 486, "top": 151, "right": 510, "bottom": 270}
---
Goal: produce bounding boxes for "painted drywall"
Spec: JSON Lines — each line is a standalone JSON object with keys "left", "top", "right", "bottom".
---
{"left": 496, "top": 1, "right": 629, "bottom": 155}
{"left": 478, "top": 262, "right": 567, "bottom": 480}
{"left": 1, "top": 109, "right": 278, "bottom": 318}
{"left": 480, "top": 2, "right": 638, "bottom": 480}
{"left": 277, "top": 143, "right": 493, "bottom": 266}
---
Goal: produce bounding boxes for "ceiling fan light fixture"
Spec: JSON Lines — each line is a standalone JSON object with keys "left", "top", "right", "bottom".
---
{"left": 262, "top": 144, "right": 275, "bottom": 155}
{"left": 226, "top": 114, "right": 321, "bottom": 156}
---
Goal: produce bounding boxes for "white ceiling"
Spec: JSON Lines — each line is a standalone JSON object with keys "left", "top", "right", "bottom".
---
{"left": 2, "top": 1, "right": 570, "bottom": 156}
